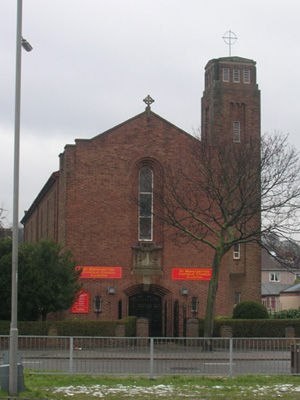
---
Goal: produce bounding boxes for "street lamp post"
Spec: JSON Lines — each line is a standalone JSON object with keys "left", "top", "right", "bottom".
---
{"left": 9, "top": 0, "right": 32, "bottom": 395}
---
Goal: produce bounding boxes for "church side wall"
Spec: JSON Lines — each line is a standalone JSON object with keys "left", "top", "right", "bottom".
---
{"left": 23, "top": 179, "right": 58, "bottom": 243}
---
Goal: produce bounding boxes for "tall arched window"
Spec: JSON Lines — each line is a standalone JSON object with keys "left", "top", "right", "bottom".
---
{"left": 139, "top": 168, "right": 153, "bottom": 241}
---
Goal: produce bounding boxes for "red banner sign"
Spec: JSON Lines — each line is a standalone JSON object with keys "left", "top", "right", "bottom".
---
{"left": 77, "top": 266, "right": 122, "bottom": 279}
{"left": 71, "top": 290, "right": 89, "bottom": 313}
{"left": 172, "top": 268, "right": 212, "bottom": 281}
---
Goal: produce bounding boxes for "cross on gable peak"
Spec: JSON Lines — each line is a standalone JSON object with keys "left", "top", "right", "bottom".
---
{"left": 143, "top": 95, "right": 154, "bottom": 119}
{"left": 143, "top": 95, "right": 154, "bottom": 109}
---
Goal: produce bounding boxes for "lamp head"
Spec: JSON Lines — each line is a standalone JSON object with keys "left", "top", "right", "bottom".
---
{"left": 21, "top": 37, "right": 33, "bottom": 52}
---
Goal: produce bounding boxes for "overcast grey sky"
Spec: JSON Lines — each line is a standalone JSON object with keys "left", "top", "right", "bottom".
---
{"left": 1, "top": 0, "right": 300, "bottom": 226}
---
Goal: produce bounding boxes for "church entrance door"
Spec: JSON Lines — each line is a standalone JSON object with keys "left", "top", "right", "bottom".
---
{"left": 129, "top": 293, "right": 162, "bottom": 337}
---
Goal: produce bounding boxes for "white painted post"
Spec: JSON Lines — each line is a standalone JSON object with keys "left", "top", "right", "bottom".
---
{"left": 150, "top": 338, "right": 154, "bottom": 380}
{"left": 229, "top": 338, "right": 233, "bottom": 378}
{"left": 69, "top": 337, "right": 73, "bottom": 376}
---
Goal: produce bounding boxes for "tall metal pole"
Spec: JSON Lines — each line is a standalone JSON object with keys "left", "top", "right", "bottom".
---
{"left": 9, "top": 0, "right": 23, "bottom": 395}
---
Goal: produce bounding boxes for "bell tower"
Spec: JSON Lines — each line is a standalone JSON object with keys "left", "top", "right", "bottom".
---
{"left": 201, "top": 57, "right": 260, "bottom": 145}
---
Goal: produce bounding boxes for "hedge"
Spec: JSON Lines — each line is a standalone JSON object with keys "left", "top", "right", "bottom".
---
{"left": 2, "top": 317, "right": 300, "bottom": 338}
{"left": 0, "top": 317, "right": 136, "bottom": 337}
{"left": 199, "top": 318, "right": 300, "bottom": 337}
{"left": 119, "top": 316, "right": 136, "bottom": 337}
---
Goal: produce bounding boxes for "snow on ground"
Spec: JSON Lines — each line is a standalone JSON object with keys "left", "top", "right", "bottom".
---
{"left": 51, "top": 383, "right": 300, "bottom": 397}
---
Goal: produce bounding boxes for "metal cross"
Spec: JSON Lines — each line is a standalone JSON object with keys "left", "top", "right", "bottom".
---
{"left": 222, "top": 30, "right": 238, "bottom": 57}
{"left": 143, "top": 95, "right": 154, "bottom": 109}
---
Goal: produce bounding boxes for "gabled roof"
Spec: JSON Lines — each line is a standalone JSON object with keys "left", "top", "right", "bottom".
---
{"left": 262, "top": 283, "right": 292, "bottom": 296}
{"left": 281, "top": 282, "right": 300, "bottom": 294}
{"left": 261, "top": 248, "right": 300, "bottom": 273}
{"left": 261, "top": 248, "right": 299, "bottom": 271}
{"left": 21, "top": 109, "right": 197, "bottom": 226}
{"left": 75, "top": 110, "right": 196, "bottom": 144}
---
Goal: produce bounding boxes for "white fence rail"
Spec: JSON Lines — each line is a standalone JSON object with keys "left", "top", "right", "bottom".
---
{"left": 1, "top": 336, "right": 300, "bottom": 378}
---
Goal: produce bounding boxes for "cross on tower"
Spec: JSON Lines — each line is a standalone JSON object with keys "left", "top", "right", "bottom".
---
{"left": 222, "top": 30, "right": 238, "bottom": 57}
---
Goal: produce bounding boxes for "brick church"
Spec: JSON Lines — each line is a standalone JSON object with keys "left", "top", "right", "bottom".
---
{"left": 22, "top": 56, "right": 261, "bottom": 336}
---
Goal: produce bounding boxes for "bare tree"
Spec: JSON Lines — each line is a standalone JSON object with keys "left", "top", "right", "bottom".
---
{"left": 154, "top": 133, "right": 300, "bottom": 337}
{"left": 0, "top": 206, "right": 7, "bottom": 231}
{"left": 263, "top": 234, "right": 300, "bottom": 271}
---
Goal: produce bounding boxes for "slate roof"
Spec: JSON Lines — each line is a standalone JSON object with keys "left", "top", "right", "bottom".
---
{"left": 281, "top": 282, "right": 300, "bottom": 293}
{"left": 261, "top": 283, "right": 292, "bottom": 296}
{"left": 261, "top": 249, "right": 287, "bottom": 271}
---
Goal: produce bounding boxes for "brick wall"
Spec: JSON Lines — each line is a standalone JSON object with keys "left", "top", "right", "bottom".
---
{"left": 59, "top": 112, "right": 220, "bottom": 321}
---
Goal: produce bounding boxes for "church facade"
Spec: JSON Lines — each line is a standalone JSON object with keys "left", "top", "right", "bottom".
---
{"left": 22, "top": 56, "right": 261, "bottom": 336}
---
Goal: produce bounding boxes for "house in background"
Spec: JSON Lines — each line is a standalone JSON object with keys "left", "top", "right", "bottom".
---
{"left": 261, "top": 249, "right": 300, "bottom": 312}
{"left": 280, "top": 283, "right": 300, "bottom": 310}
{"left": 0, "top": 227, "right": 23, "bottom": 242}
{"left": 262, "top": 283, "right": 291, "bottom": 313}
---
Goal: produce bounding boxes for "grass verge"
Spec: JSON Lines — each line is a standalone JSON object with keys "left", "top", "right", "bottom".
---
{"left": 1, "top": 373, "right": 300, "bottom": 399}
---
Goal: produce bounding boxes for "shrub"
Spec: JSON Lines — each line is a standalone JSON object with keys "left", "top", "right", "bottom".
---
{"left": 271, "top": 309, "right": 300, "bottom": 319}
{"left": 232, "top": 301, "right": 269, "bottom": 319}
{"left": 122, "top": 316, "right": 136, "bottom": 337}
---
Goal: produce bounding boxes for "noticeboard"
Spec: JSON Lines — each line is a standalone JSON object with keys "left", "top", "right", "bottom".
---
{"left": 71, "top": 290, "right": 90, "bottom": 313}
{"left": 172, "top": 268, "right": 212, "bottom": 281}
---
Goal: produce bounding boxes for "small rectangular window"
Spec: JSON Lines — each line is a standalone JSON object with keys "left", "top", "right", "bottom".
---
{"left": 233, "top": 68, "right": 240, "bottom": 83}
{"left": 191, "top": 297, "right": 198, "bottom": 313}
{"left": 223, "top": 68, "right": 230, "bottom": 82}
{"left": 233, "top": 243, "right": 240, "bottom": 259}
{"left": 94, "top": 296, "right": 102, "bottom": 313}
{"left": 269, "top": 272, "right": 280, "bottom": 282}
{"left": 243, "top": 69, "right": 250, "bottom": 83}
{"left": 234, "top": 292, "right": 241, "bottom": 305}
{"left": 233, "top": 121, "right": 240, "bottom": 143}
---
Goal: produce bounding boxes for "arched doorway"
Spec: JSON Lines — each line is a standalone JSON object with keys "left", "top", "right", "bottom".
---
{"left": 129, "top": 293, "right": 162, "bottom": 337}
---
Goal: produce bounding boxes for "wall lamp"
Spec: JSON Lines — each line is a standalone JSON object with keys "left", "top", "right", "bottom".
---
{"left": 180, "top": 288, "right": 189, "bottom": 296}
{"left": 108, "top": 286, "right": 116, "bottom": 295}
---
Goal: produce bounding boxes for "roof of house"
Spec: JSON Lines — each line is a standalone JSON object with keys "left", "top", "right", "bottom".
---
{"left": 261, "top": 249, "right": 287, "bottom": 271}
{"left": 261, "top": 283, "right": 292, "bottom": 296}
{"left": 281, "top": 282, "right": 300, "bottom": 293}
{"left": 261, "top": 246, "right": 300, "bottom": 273}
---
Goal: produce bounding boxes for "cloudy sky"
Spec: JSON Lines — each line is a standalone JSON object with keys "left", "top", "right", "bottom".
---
{"left": 1, "top": 0, "right": 300, "bottom": 226}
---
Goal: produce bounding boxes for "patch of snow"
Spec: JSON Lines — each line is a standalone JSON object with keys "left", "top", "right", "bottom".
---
{"left": 52, "top": 382, "right": 300, "bottom": 397}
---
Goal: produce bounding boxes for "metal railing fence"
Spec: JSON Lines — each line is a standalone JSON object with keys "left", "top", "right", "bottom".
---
{"left": 0, "top": 336, "right": 299, "bottom": 378}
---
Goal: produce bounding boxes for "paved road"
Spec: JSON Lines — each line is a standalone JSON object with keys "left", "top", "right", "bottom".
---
{"left": 14, "top": 349, "right": 293, "bottom": 376}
